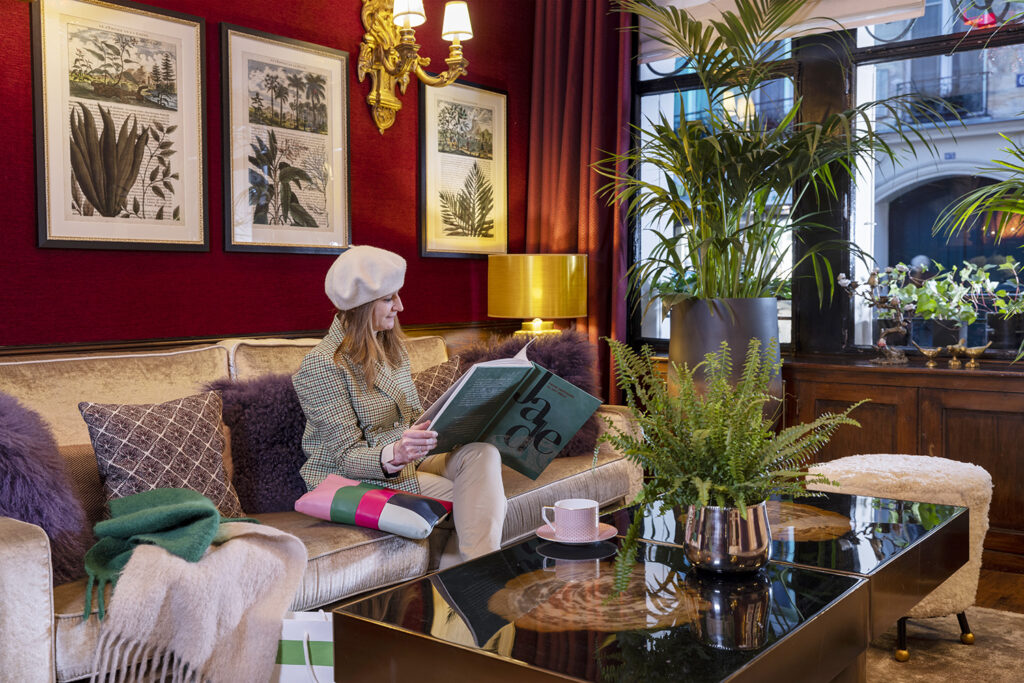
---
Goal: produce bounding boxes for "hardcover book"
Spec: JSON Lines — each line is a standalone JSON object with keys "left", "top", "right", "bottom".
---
{"left": 416, "top": 342, "right": 602, "bottom": 479}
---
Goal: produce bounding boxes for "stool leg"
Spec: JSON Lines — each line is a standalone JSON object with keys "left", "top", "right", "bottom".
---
{"left": 957, "top": 611, "right": 975, "bottom": 645}
{"left": 894, "top": 617, "right": 910, "bottom": 662}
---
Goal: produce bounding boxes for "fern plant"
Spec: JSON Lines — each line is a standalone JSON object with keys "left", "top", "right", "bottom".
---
{"left": 603, "top": 337, "right": 863, "bottom": 590}
{"left": 439, "top": 162, "right": 494, "bottom": 237}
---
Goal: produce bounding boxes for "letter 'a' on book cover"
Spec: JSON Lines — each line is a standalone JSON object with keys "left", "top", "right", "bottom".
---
{"left": 416, "top": 342, "right": 602, "bottom": 480}
{"left": 486, "top": 368, "right": 601, "bottom": 479}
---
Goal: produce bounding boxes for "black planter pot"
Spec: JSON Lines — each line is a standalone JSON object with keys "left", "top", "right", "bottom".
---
{"left": 988, "top": 312, "right": 1023, "bottom": 350}
{"left": 928, "top": 319, "right": 962, "bottom": 348}
{"left": 910, "top": 318, "right": 963, "bottom": 348}
{"left": 669, "top": 298, "right": 781, "bottom": 397}
{"left": 965, "top": 319, "right": 992, "bottom": 347}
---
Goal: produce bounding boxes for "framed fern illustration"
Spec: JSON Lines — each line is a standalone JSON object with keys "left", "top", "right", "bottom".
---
{"left": 221, "top": 25, "right": 350, "bottom": 253}
{"left": 419, "top": 80, "right": 507, "bottom": 258}
{"left": 32, "top": 0, "right": 207, "bottom": 250}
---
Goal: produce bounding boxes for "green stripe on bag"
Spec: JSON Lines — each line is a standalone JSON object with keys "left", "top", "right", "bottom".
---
{"left": 330, "top": 483, "right": 375, "bottom": 525}
{"left": 276, "top": 640, "right": 334, "bottom": 666}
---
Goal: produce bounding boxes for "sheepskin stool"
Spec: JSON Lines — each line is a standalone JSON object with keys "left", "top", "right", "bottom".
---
{"left": 807, "top": 453, "right": 992, "bottom": 662}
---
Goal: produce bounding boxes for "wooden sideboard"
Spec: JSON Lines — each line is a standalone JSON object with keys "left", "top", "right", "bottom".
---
{"left": 783, "top": 355, "right": 1024, "bottom": 572}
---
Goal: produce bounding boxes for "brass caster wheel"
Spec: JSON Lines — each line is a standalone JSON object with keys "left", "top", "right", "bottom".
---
{"left": 894, "top": 649, "right": 910, "bottom": 662}
{"left": 960, "top": 632, "right": 975, "bottom": 645}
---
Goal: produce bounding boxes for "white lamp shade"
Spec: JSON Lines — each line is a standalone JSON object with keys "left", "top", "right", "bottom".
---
{"left": 393, "top": 0, "right": 427, "bottom": 28}
{"left": 639, "top": 0, "right": 926, "bottom": 62}
{"left": 442, "top": 1, "right": 474, "bottom": 41}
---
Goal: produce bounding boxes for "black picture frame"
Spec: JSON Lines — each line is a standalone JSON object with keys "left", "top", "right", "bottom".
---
{"left": 221, "top": 24, "right": 351, "bottom": 254}
{"left": 33, "top": 0, "right": 208, "bottom": 251}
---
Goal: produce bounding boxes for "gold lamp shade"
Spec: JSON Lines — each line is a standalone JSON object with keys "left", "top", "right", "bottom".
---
{"left": 488, "top": 254, "right": 587, "bottom": 335}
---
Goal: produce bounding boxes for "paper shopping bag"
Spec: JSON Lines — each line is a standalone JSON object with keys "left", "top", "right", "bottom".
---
{"left": 270, "top": 611, "right": 333, "bottom": 683}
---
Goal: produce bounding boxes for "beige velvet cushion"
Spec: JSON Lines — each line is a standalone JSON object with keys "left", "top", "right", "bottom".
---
{"left": 79, "top": 392, "right": 244, "bottom": 518}
{"left": 0, "top": 346, "right": 229, "bottom": 447}
{"left": 222, "top": 334, "right": 449, "bottom": 379}
{"left": 405, "top": 335, "right": 448, "bottom": 373}
{"left": 220, "top": 338, "right": 321, "bottom": 380}
{"left": 61, "top": 444, "right": 106, "bottom": 530}
{"left": 250, "top": 511, "right": 431, "bottom": 611}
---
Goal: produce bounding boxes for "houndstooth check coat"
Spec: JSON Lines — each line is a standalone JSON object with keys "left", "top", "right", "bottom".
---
{"left": 293, "top": 316, "right": 425, "bottom": 493}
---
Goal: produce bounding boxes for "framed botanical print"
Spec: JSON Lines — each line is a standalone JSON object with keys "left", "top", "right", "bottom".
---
{"left": 419, "top": 80, "right": 508, "bottom": 258}
{"left": 32, "top": 0, "right": 207, "bottom": 250}
{"left": 221, "top": 25, "right": 350, "bottom": 254}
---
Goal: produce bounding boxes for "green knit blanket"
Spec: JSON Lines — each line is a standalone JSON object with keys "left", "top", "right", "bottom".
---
{"left": 84, "top": 488, "right": 257, "bottom": 619}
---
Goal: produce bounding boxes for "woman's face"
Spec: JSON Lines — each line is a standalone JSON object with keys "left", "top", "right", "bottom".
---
{"left": 371, "top": 292, "right": 403, "bottom": 331}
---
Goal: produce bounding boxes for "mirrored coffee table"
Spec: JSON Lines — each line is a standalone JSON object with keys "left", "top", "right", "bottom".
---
{"left": 605, "top": 492, "right": 970, "bottom": 639}
{"left": 333, "top": 492, "right": 968, "bottom": 682}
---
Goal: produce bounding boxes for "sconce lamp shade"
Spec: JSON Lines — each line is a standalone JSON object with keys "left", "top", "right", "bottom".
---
{"left": 442, "top": 1, "right": 474, "bottom": 41}
{"left": 393, "top": 0, "right": 427, "bottom": 28}
{"left": 488, "top": 254, "right": 588, "bottom": 320}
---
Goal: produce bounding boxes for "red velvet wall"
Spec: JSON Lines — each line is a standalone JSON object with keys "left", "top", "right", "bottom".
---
{"left": 0, "top": 0, "right": 534, "bottom": 346}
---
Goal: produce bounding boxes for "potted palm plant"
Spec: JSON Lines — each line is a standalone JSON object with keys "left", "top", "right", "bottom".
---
{"left": 603, "top": 337, "right": 861, "bottom": 589}
{"left": 597, "top": 0, "right": 950, "bottom": 377}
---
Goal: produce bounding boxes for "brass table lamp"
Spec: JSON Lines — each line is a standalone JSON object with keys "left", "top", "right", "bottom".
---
{"left": 487, "top": 254, "right": 587, "bottom": 336}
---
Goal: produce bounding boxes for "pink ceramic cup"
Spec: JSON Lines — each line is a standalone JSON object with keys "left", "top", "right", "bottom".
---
{"left": 542, "top": 498, "right": 599, "bottom": 542}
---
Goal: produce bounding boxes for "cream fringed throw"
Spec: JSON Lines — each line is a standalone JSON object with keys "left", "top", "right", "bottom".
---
{"left": 91, "top": 522, "right": 307, "bottom": 683}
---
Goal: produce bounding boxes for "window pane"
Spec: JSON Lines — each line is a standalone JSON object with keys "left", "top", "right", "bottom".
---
{"left": 638, "top": 41, "right": 790, "bottom": 81}
{"left": 634, "top": 82, "right": 794, "bottom": 344}
{"left": 858, "top": 0, "right": 1023, "bottom": 48}
{"left": 852, "top": 42, "right": 1024, "bottom": 345}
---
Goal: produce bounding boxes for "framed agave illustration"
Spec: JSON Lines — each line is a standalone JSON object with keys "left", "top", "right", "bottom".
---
{"left": 221, "top": 25, "right": 350, "bottom": 254}
{"left": 419, "top": 80, "right": 507, "bottom": 258}
{"left": 33, "top": 0, "right": 207, "bottom": 250}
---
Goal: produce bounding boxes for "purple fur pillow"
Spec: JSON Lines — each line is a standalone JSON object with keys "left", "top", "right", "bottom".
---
{"left": 454, "top": 330, "right": 602, "bottom": 458}
{"left": 207, "top": 374, "right": 308, "bottom": 513}
{"left": 0, "top": 392, "right": 91, "bottom": 585}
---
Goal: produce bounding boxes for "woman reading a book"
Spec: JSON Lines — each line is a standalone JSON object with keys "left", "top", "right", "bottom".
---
{"left": 293, "top": 245, "right": 507, "bottom": 567}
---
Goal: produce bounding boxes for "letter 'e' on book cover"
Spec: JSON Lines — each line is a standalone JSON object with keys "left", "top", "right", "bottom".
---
{"left": 487, "top": 367, "right": 601, "bottom": 479}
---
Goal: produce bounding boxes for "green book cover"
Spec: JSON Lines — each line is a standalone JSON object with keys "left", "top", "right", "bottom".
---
{"left": 483, "top": 364, "right": 602, "bottom": 479}
{"left": 417, "top": 350, "right": 602, "bottom": 479}
{"left": 423, "top": 364, "right": 535, "bottom": 456}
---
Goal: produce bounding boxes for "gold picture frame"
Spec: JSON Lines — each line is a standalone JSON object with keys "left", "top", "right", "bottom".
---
{"left": 33, "top": 0, "right": 208, "bottom": 250}
{"left": 221, "top": 25, "right": 350, "bottom": 254}
{"left": 419, "top": 80, "right": 508, "bottom": 259}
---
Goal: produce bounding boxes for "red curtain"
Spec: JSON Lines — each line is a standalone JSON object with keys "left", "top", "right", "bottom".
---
{"left": 527, "top": 0, "right": 632, "bottom": 403}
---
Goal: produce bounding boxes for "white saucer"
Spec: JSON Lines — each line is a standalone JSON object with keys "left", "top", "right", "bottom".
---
{"left": 536, "top": 522, "right": 617, "bottom": 545}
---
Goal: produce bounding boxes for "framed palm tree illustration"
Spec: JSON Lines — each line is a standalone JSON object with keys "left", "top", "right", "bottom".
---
{"left": 221, "top": 24, "right": 350, "bottom": 253}
{"left": 419, "top": 80, "right": 507, "bottom": 258}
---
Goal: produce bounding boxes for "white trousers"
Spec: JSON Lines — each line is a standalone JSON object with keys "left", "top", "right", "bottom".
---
{"left": 416, "top": 442, "right": 507, "bottom": 568}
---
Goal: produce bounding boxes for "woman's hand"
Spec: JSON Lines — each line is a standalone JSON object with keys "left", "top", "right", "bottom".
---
{"left": 391, "top": 421, "right": 439, "bottom": 466}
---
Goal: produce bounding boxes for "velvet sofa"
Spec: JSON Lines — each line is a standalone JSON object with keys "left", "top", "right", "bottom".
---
{"left": 0, "top": 334, "right": 642, "bottom": 682}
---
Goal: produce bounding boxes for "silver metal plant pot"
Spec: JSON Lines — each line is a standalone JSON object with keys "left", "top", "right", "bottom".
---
{"left": 683, "top": 500, "right": 772, "bottom": 573}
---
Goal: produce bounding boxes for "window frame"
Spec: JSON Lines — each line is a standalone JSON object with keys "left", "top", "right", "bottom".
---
{"left": 625, "top": 16, "right": 1024, "bottom": 354}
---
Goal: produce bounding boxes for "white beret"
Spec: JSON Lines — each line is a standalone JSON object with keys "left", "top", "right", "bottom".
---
{"left": 324, "top": 246, "right": 406, "bottom": 311}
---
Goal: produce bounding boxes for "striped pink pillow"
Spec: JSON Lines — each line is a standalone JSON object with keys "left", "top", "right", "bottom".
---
{"left": 294, "top": 474, "right": 452, "bottom": 539}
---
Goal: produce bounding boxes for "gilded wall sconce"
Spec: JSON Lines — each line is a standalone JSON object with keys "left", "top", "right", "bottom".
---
{"left": 357, "top": 0, "right": 473, "bottom": 134}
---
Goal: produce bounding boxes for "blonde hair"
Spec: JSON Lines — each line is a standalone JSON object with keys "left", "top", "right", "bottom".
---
{"left": 335, "top": 299, "right": 406, "bottom": 388}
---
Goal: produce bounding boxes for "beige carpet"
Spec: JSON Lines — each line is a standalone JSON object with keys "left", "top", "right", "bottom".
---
{"left": 867, "top": 606, "right": 1022, "bottom": 682}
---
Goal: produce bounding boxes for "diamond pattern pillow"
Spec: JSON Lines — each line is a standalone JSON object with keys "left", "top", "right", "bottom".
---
{"left": 79, "top": 391, "right": 244, "bottom": 518}
{"left": 411, "top": 355, "right": 462, "bottom": 411}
